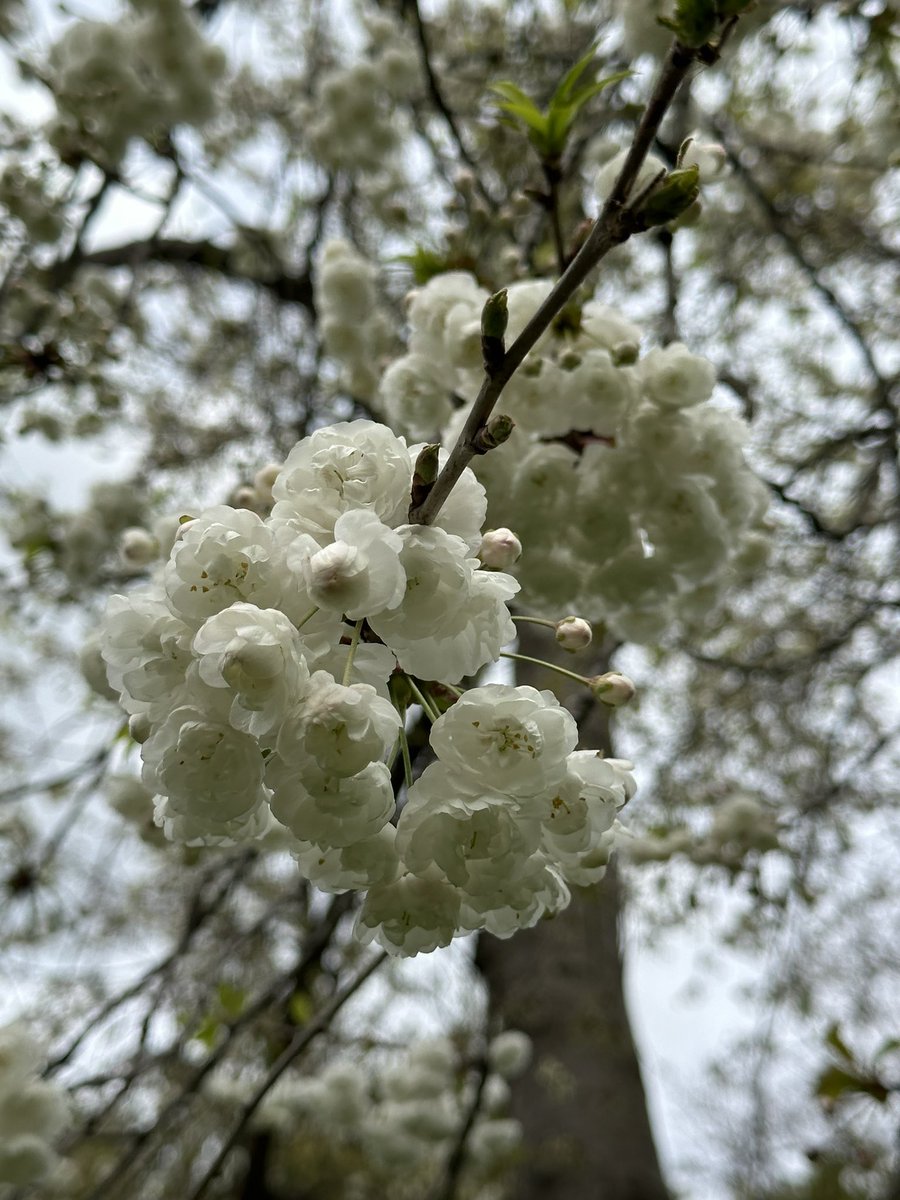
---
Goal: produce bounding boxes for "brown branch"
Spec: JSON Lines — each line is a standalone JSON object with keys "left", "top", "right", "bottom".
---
{"left": 187, "top": 950, "right": 388, "bottom": 1200}
{"left": 79, "top": 238, "right": 315, "bottom": 313}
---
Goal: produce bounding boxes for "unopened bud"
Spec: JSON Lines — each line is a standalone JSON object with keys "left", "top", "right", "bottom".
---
{"left": 555, "top": 616, "right": 592, "bottom": 652}
{"left": 253, "top": 462, "right": 282, "bottom": 502}
{"left": 636, "top": 165, "right": 701, "bottom": 228}
{"left": 119, "top": 527, "right": 158, "bottom": 567}
{"left": 232, "top": 485, "right": 259, "bottom": 510}
{"left": 478, "top": 527, "right": 522, "bottom": 570}
{"left": 481, "top": 289, "right": 508, "bottom": 374}
{"left": 409, "top": 443, "right": 441, "bottom": 511}
{"left": 611, "top": 341, "right": 639, "bottom": 367}
{"left": 473, "top": 413, "right": 515, "bottom": 454}
{"left": 128, "top": 712, "right": 152, "bottom": 744}
{"left": 589, "top": 671, "right": 636, "bottom": 708}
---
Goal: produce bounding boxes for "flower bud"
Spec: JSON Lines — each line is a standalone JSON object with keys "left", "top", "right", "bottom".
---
{"left": 589, "top": 671, "right": 636, "bottom": 708}
{"left": 636, "top": 165, "right": 701, "bottom": 228}
{"left": 231, "top": 485, "right": 259, "bottom": 510}
{"left": 128, "top": 713, "right": 152, "bottom": 743}
{"left": 478, "top": 528, "right": 522, "bottom": 570}
{"left": 555, "top": 616, "right": 592, "bottom": 652}
{"left": 253, "top": 462, "right": 282, "bottom": 502}
{"left": 119, "top": 527, "right": 158, "bottom": 567}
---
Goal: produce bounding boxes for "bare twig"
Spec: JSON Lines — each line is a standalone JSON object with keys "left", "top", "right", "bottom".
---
{"left": 187, "top": 950, "right": 387, "bottom": 1200}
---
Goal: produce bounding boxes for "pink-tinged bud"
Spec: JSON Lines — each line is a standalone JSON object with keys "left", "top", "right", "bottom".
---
{"left": 589, "top": 671, "right": 636, "bottom": 708}
{"left": 555, "top": 616, "right": 592, "bottom": 652}
{"left": 478, "top": 527, "right": 522, "bottom": 570}
{"left": 119, "top": 527, "right": 158, "bottom": 567}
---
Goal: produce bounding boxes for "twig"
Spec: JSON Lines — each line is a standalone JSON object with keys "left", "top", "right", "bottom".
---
{"left": 409, "top": 38, "right": 706, "bottom": 525}
{"left": 187, "top": 950, "right": 387, "bottom": 1200}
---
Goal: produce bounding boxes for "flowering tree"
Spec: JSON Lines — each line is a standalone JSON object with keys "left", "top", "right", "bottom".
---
{"left": 1, "top": 0, "right": 898, "bottom": 1197}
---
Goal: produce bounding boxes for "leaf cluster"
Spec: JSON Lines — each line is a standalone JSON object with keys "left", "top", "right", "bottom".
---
{"left": 490, "top": 50, "right": 629, "bottom": 167}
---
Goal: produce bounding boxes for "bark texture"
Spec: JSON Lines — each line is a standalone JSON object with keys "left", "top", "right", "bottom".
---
{"left": 476, "top": 630, "right": 668, "bottom": 1200}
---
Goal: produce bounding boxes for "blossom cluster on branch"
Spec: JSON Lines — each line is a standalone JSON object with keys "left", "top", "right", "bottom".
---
{"left": 332, "top": 267, "right": 770, "bottom": 642}
{"left": 98, "top": 419, "right": 635, "bottom": 956}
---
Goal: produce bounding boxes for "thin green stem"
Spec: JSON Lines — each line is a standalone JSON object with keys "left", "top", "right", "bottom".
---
{"left": 512, "top": 615, "right": 557, "bottom": 630}
{"left": 407, "top": 677, "right": 440, "bottom": 722}
{"left": 399, "top": 724, "right": 414, "bottom": 790}
{"left": 342, "top": 620, "right": 364, "bottom": 686}
{"left": 295, "top": 605, "right": 320, "bottom": 630}
{"left": 500, "top": 651, "right": 590, "bottom": 688}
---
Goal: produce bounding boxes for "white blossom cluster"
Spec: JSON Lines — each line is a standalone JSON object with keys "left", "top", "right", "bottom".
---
{"left": 376, "top": 270, "right": 769, "bottom": 642}
{"left": 299, "top": 10, "right": 420, "bottom": 175}
{"left": 316, "top": 240, "right": 394, "bottom": 401}
{"left": 97, "top": 418, "right": 637, "bottom": 954}
{"left": 209, "top": 1032, "right": 528, "bottom": 1183}
{"left": 44, "top": 0, "right": 226, "bottom": 166}
{"left": 356, "top": 684, "right": 635, "bottom": 954}
{"left": 623, "top": 795, "right": 780, "bottom": 868}
{"left": 0, "top": 1022, "right": 71, "bottom": 1187}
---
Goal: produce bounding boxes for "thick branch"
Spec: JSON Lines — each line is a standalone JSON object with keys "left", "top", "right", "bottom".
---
{"left": 79, "top": 238, "right": 315, "bottom": 312}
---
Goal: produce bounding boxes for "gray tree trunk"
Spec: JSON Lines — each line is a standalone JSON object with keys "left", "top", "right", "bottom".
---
{"left": 476, "top": 629, "right": 668, "bottom": 1200}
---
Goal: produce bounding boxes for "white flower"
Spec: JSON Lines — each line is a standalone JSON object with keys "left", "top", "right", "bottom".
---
{"left": 544, "top": 752, "right": 635, "bottom": 885}
{"left": 379, "top": 353, "right": 455, "bottom": 441}
{"left": 101, "top": 591, "right": 195, "bottom": 718}
{"left": 682, "top": 134, "right": 727, "bottom": 179}
{"left": 192, "top": 604, "right": 310, "bottom": 735}
{"left": 461, "top": 855, "right": 570, "bottom": 937}
{"left": 268, "top": 760, "right": 396, "bottom": 848}
{"left": 396, "top": 762, "right": 542, "bottom": 890}
{"left": 292, "top": 824, "right": 401, "bottom": 893}
{"left": 271, "top": 420, "right": 413, "bottom": 541}
{"left": 428, "top": 684, "right": 577, "bottom": 798}
{"left": 354, "top": 872, "right": 463, "bottom": 956}
{"left": 141, "top": 706, "right": 269, "bottom": 841}
{"left": 0, "top": 1023, "right": 70, "bottom": 1187}
{"left": 165, "top": 505, "right": 283, "bottom": 622}
{"left": 295, "top": 510, "right": 405, "bottom": 619}
{"left": 368, "top": 526, "right": 518, "bottom": 683}
{"left": 580, "top": 300, "right": 643, "bottom": 355}
{"left": 639, "top": 341, "right": 716, "bottom": 409}
{"left": 276, "top": 672, "right": 401, "bottom": 778}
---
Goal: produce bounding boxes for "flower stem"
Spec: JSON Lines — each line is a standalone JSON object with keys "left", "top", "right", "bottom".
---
{"left": 295, "top": 605, "right": 320, "bottom": 631}
{"left": 511, "top": 615, "right": 557, "bottom": 630}
{"left": 342, "top": 620, "right": 364, "bottom": 686}
{"left": 500, "top": 651, "right": 590, "bottom": 688}
{"left": 399, "top": 724, "right": 414, "bottom": 789}
{"left": 406, "top": 677, "right": 440, "bottom": 723}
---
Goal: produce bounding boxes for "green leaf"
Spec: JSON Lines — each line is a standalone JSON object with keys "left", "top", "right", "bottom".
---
{"left": 490, "top": 61, "right": 629, "bottom": 163}
{"left": 816, "top": 1065, "right": 889, "bottom": 1105}
{"left": 288, "top": 991, "right": 314, "bottom": 1025}
{"left": 193, "top": 1014, "right": 221, "bottom": 1049}
{"left": 216, "top": 982, "right": 245, "bottom": 1018}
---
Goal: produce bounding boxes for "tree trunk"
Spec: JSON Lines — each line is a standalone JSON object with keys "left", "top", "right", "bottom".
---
{"left": 476, "top": 629, "right": 668, "bottom": 1200}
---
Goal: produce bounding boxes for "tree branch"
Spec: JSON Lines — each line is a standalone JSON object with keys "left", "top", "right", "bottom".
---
{"left": 79, "top": 238, "right": 315, "bottom": 313}
{"left": 409, "top": 38, "right": 705, "bottom": 525}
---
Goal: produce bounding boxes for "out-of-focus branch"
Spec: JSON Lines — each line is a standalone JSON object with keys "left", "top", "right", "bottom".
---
{"left": 79, "top": 238, "right": 315, "bottom": 312}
